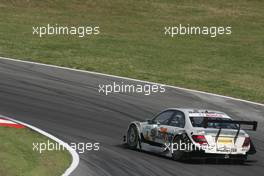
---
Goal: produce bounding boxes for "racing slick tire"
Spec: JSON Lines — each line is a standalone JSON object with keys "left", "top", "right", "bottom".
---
{"left": 236, "top": 156, "right": 247, "bottom": 164}
{"left": 127, "top": 125, "right": 139, "bottom": 150}
{"left": 172, "top": 136, "right": 185, "bottom": 161}
{"left": 237, "top": 159, "right": 245, "bottom": 164}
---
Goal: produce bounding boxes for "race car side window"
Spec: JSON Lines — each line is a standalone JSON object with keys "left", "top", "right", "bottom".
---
{"left": 153, "top": 110, "right": 175, "bottom": 125}
{"left": 169, "top": 111, "right": 185, "bottom": 128}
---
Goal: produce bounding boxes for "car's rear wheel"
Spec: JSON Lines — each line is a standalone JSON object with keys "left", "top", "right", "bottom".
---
{"left": 172, "top": 136, "right": 185, "bottom": 161}
{"left": 236, "top": 159, "right": 245, "bottom": 164}
{"left": 235, "top": 156, "right": 247, "bottom": 164}
{"left": 127, "top": 125, "right": 139, "bottom": 149}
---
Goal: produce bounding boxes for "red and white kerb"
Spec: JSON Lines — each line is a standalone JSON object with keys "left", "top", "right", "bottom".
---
{"left": 0, "top": 118, "right": 25, "bottom": 128}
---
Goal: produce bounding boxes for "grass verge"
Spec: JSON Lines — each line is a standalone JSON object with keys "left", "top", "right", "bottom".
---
{"left": 0, "top": 0, "right": 263, "bottom": 102}
{"left": 0, "top": 126, "right": 71, "bottom": 176}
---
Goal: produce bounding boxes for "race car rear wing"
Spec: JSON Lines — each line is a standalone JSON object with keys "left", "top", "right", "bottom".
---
{"left": 203, "top": 119, "right": 258, "bottom": 131}
{"left": 203, "top": 119, "right": 258, "bottom": 144}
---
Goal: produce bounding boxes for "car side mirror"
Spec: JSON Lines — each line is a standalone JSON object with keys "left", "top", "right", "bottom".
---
{"left": 147, "top": 119, "right": 160, "bottom": 125}
{"left": 147, "top": 119, "right": 154, "bottom": 124}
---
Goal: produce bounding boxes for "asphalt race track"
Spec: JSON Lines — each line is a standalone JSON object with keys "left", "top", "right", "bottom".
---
{"left": 0, "top": 58, "right": 263, "bottom": 176}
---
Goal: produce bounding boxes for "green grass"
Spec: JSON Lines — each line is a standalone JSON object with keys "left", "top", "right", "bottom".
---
{"left": 0, "top": 0, "right": 263, "bottom": 102}
{"left": 0, "top": 126, "right": 71, "bottom": 176}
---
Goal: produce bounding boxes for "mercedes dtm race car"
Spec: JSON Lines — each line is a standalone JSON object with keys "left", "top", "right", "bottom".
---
{"left": 124, "top": 108, "right": 257, "bottom": 162}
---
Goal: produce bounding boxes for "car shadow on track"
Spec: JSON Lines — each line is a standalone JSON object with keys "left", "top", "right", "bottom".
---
{"left": 181, "top": 158, "right": 257, "bottom": 166}
{"left": 117, "top": 144, "right": 257, "bottom": 166}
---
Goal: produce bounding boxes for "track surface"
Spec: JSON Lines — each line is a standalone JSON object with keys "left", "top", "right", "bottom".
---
{"left": 0, "top": 58, "right": 263, "bottom": 176}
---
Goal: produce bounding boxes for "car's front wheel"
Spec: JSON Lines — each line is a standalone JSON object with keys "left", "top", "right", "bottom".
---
{"left": 127, "top": 125, "right": 139, "bottom": 149}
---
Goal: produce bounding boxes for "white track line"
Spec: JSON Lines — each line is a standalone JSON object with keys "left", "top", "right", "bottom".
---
{"left": 1, "top": 56, "right": 263, "bottom": 107}
{"left": 0, "top": 115, "right": 79, "bottom": 176}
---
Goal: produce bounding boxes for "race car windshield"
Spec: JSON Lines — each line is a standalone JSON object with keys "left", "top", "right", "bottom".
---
{"left": 190, "top": 117, "right": 238, "bottom": 129}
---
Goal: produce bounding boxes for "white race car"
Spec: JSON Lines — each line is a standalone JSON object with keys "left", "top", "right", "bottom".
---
{"left": 124, "top": 108, "right": 257, "bottom": 162}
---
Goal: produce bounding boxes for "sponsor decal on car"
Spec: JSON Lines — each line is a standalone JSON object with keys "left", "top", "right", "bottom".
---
{"left": 217, "top": 137, "right": 233, "bottom": 145}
